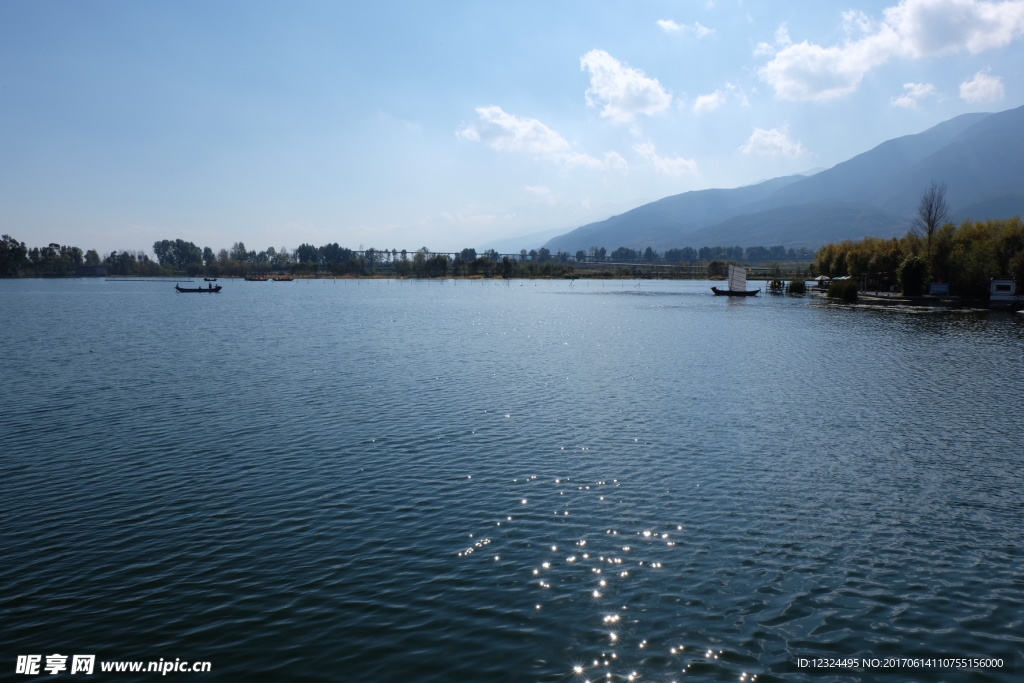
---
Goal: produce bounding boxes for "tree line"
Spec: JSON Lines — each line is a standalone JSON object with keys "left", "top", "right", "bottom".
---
{"left": 1, "top": 235, "right": 814, "bottom": 279}
{"left": 814, "top": 184, "right": 1024, "bottom": 298}
{"left": 10, "top": 181, "right": 1020, "bottom": 290}
{"left": 0, "top": 237, "right": 167, "bottom": 278}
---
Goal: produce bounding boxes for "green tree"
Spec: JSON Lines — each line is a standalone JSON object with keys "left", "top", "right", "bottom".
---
{"left": 272, "top": 246, "right": 293, "bottom": 270}
{"left": 413, "top": 248, "right": 428, "bottom": 276}
{"left": 153, "top": 239, "right": 202, "bottom": 269}
{"left": 470, "top": 256, "right": 495, "bottom": 277}
{"left": 827, "top": 279, "right": 858, "bottom": 303}
{"left": 426, "top": 253, "right": 449, "bottom": 277}
{"left": 230, "top": 241, "right": 249, "bottom": 263}
{"left": 949, "top": 220, "right": 1000, "bottom": 298}
{"left": 707, "top": 260, "right": 729, "bottom": 278}
{"left": 897, "top": 254, "right": 929, "bottom": 296}
{"left": 294, "top": 243, "right": 319, "bottom": 266}
{"left": 746, "top": 246, "right": 769, "bottom": 261}
{"left": 105, "top": 250, "right": 138, "bottom": 276}
{"left": 929, "top": 224, "right": 956, "bottom": 284}
{"left": 665, "top": 247, "right": 697, "bottom": 263}
{"left": 394, "top": 252, "right": 411, "bottom": 277}
{"left": 1010, "top": 251, "right": 1024, "bottom": 287}
{"left": 153, "top": 240, "right": 172, "bottom": 266}
{"left": 0, "top": 235, "right": 29, "bottom": 276}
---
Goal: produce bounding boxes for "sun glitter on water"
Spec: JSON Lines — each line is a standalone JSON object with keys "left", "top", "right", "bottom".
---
{"left": 455, "top": 473, "right": 762, "bottom": 682}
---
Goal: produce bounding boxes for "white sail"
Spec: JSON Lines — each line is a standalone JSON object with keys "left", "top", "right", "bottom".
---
{"left": 727, "top": 264, "right": 747, "bottom": 292}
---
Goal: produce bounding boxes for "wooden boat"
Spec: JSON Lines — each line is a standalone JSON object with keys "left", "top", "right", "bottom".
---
{"left": 711, "top": 265, "right": 759, "bottom": 296}
{"left": 175, "top": 284, "right": 222, "bottom": 293}
{"left": 711, "top": 286, "right": 759, "bottom": 297}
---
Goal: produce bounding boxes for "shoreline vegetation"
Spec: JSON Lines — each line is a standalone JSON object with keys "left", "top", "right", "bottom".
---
{"left": 1, "top": 235, "right": 815, "bottom": 281}
{"left": 3, "top": 213, "right": 1022, "bottom": 301}
{"left": 815, "top": 217, "right": 1024, "bottom": 301}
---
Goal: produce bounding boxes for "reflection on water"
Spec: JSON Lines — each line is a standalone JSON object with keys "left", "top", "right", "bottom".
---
{"left": 1, "top": 278, "right": 1021, "bottom": 682}
{"left": 458, "top": 474, "right": 762, "bottom": 682}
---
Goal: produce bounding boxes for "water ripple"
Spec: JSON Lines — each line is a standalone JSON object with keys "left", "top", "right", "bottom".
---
{"left": 2, "top": 279, "right": 1021, "bottom": 681}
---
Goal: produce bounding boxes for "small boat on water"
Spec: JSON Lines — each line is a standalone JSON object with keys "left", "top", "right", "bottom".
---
{"left": 175, "top": 284, "right": 222, "bottom": 293}
{"left": 272, "top": 276, "right": 294, "bottom": 281}
{"left": 711, "top": 265, "right": 759, "bottom": 297}
{"left": 204, "top": 277, "right": 218, "bottom": 282}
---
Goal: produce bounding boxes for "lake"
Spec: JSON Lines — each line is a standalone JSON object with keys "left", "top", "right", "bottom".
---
{"left": 2, "top": 277, "right": 1022, "bottom": 682}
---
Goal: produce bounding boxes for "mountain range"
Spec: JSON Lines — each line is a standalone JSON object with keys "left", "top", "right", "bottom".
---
{"left": 543, "top": 104, "right": 1024, "bottom": 253}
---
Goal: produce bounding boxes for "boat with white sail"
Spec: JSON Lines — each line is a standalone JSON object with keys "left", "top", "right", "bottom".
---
{"left": 711, "top": 265, "right": 759, "bottom": 297}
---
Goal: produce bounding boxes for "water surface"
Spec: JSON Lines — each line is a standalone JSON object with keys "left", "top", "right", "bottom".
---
{"left": 2, "top": 278, "right": 1022, "bottom": 681}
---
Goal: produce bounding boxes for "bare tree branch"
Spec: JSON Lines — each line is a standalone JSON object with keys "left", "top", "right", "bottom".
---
{"left": 914, "top": 182, "right": 949, "bottom": 259}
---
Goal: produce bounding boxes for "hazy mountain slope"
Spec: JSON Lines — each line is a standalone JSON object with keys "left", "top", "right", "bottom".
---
{"left": 955, "top": 191, "right": 1024, "bottom": 223}
{"left": 685, "top": 201, "right": 907, "bottom": 249}
{"left": 479, "top": 227, "right": 571, "bottom": 253}
{"left": 755, "top": 112, "right": 992, "bottom": 213}
{"left": 540, "top": 105, "right": 1024, "bottom": 251}
{"left": 877, "top": 105, "right": 1024, "bottom": 217}
{"left": 542, "top": 175, "right": 803, "bottom": 253}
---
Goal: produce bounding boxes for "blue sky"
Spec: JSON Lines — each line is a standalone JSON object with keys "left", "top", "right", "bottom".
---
{"left": 2, "top": 0, "right": 1023, "bottom": 256}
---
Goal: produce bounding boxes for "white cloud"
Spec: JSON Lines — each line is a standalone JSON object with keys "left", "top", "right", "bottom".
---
{"left": 694, "top": 91, "right": 727, "bottom": 113}
{"left": 457, "top": 106, "right": 625, "bottom": 171}
{"left": 740, "top": 126, "right": 807, "bottom": 156}
{"left": 633, "top": 142, "right": 698, "bottom": 175}
{"left": 693, "top": 83, "right": 750, "bottom": 113}
{"left": 759, "top": 0, "right": 1024, "bottom": 102}
{"left": 960, "top": 70, "right": 1005, "bottom": 101}
{"left": 657, "top": 19, "right": 715, "bottom": 37}
{"left": 580, "top": 49, "right": 673, "bottom": 122}
{"left": 731, "top": 84, "right": 751, "bottom": 108}
{"left": 694, "top": 21, "right": 715, "bottom": 38}
{"left": 525, "top": 185, "right": 558, "bottom": 205}
{"left": 842, "top": 9, "right": 878, "bottom": 37}
{"left": 884, "top": 0, "right": 1024, "bottom": 57}
{"left": 775, "top": 22, "right": 793, "bottom": 48}
{"left": 759, "top": 28, "right": 899, "bottom": 101}
{"left": 560, "top": 150, "right": 630, "bottom": 171}
{"left": 892, "top": 81, "right": 938, "bottom": 107}
{"left": 457, "top": 106, "right": 569, "bottom": 156}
